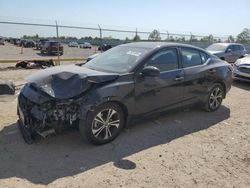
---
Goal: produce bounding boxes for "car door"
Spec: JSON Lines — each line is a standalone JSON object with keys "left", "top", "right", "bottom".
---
{"left": 134, "top": 47, "right": 184, "bottom": 114}
{"left": 233, "top": 45, "right": 241, "bottom": 61}
{"left": 224, "top": 45, "right": 234, "bottom": 62}
{"left": 179, "top": 47, "right": 209, "bottom": 104}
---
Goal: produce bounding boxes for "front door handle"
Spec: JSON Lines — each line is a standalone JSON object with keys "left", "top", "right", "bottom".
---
{"left": 174, "top": 76, "right": 184, "bottom": 81}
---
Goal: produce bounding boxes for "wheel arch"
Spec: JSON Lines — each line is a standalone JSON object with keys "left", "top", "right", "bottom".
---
{"left": 97, "top": 100, "right": 129, "bottom": 121}
{"left": 214, "top": 81, "right": 226, "bottom": 98}
{"left": 82, "top": 99, "right": 129, "bottom": 125}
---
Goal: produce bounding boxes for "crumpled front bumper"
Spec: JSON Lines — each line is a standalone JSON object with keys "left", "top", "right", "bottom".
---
{"left": 17, "top": 84, "right": 87, "bottom": 143}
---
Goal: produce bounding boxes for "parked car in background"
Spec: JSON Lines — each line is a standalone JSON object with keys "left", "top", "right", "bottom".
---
{"left": 98, "top": 44, "right": 112, "bottom": 51}
{"left": 36, "top": 39, "right": 49, "bottom": 50}
{"left": 19, "top": 39, "right": 26, "bottom": 47}
{"left": 233, "top": 54, "right": 250, "bottom": 82}
{"left": 68, "top": 41, "right": 79, "bottom": 47}
{"left": 23, "top": 40, "right": 36, "bottom": 48}
{"left": 17, "top": 42, "right": 232, "bottom": 145}
{"left": 11, "top": 38, "right": 20, "bottom": 45}
{"left": 41, "top": 41, "right": 63, "bottom": 55}
{"left": 79, "top": 42, "right": 92, "bottom": 48}
{"left": 207, "top": 43, "right": 247, "bottom": 63}
{"left": 0, "top": 37, "right": 4, "bottom": 45}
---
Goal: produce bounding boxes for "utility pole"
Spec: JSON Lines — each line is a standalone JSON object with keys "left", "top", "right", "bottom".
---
{"left": 166, "top": 30, "right": 169, "bottom": 41}
{"left": 56, "top": 21, "right": 60, "bottom": 65}
{"left": 190, "top": 32, "right": 193, "bottom": 42}
{"left": 98, "top": 24, "right": 103, "bottom": 52}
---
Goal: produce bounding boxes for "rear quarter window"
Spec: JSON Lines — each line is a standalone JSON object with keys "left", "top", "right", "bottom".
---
{"left": 239, "top": 45, "right": 245, "bottom": 51}
{"left": 200, "top": 52, "right": 208, "bottom": 63}
{"left": 181, "top": 48, "right": 206, "bottom": 68}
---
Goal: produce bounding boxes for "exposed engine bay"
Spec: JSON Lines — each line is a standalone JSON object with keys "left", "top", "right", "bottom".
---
{"left": 17, "top": 64, "right": 119, "bottom": 143}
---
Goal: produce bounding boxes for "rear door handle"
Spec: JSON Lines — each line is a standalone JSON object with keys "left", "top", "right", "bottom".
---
{"left": 209, "top": 69, "right": 217, "bottom": 73}
{"left": 174, "top": 76, "right": 184, "bottom": 81}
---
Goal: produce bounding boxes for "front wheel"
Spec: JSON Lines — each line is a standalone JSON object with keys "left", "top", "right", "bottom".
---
{"left": 204, "top": 84, "right": 224, "bottom": 112}
{"left": 79, "top": 103, "right": 125, "bottom": 145}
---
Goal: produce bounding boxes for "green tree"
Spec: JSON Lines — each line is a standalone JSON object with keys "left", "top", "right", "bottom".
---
{"left": 169, "top": 36, "right": 175, "bottom": 42}
{"left": 189, "top": 34, "right": 198, "bottom": 42}
{"left": 236, "top": 28, "right": 250, "bottom": 43}
{"left": 148, "top": 29, "right": 161, "bottom": 40}
{"left": 125, "top": 37, "right": 130, "bottom": 41}
{"left": 181, "top": 37, "right": 186, "bottom": 42}
{"left": 200, "top": 34, "right": 214, "bottom": 42}
{"left": 133, "top": 30, "right": 140, "bottom": 41}
{"left": 227, "top": 35, "right": 234, "bottom": 42}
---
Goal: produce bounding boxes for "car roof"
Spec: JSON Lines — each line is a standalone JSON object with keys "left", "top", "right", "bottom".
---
{"left": 211, "top": 43, "right": 244, "bottom": 46}
{"left": 120, "top": 42, "right": 206, "bottom": 51}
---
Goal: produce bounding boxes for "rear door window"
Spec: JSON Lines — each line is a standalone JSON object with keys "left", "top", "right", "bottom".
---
{"left": 232, "top": 45, "right": 240, "bottom": 51}
{"left": 181, "top": 48, "right": 204, "bottom": 68}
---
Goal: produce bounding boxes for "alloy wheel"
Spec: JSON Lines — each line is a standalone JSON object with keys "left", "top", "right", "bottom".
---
{"left": 209, "top": 87, "right": 223, "bottom": 110}
{"left": 91, "top": 109, "right": 120, "bottom": 140}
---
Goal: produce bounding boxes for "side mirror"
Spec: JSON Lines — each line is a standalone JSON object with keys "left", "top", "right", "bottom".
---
{"left": 226, "top": 48, "right": 232, "bottom": 53}
{"left": 141, "top": 66, "right": 160, "bottom": 77}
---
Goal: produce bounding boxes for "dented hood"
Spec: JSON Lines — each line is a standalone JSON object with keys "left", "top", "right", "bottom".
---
{"left": 27, "top": 64, "right": 119, "bottom": 99}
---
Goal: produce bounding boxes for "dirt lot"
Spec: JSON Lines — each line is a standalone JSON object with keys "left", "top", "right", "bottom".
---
{"left": 0, "top": 68, "right": 250, "bottom": 188}
{"left": 0, "top": 43, "right": 96, "bottom": 60}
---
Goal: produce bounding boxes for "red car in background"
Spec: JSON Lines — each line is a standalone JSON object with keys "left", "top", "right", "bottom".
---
{"left": 41, "top": 41, "right": 63, "bottom": 55}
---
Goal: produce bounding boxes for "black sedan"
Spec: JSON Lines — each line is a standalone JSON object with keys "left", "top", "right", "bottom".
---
{"left": 17, "top": 42, "right": 232, "bottom": 145}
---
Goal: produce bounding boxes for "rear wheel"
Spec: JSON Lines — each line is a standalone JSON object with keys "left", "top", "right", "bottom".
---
{"left": 204, "top": 84, "right": 224, "bottom": 112}
{"left": 79, "top": 102, "right": 125, "bottom": 145}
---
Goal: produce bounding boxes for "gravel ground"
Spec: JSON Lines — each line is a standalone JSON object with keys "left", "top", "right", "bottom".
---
{"left": 0, "top": 69, "right": 249, "bottom": 188}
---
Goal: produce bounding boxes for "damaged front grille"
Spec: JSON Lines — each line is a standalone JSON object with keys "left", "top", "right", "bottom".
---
{"left": 18, "top": 93, "right": 85, "bottom": 133}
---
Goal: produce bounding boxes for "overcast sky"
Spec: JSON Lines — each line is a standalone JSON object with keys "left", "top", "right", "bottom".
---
{"left": 0, "top": 0, "right": 249, "bottom": 39}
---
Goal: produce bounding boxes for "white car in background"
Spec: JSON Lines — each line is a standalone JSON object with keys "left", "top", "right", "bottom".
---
{"left": 207, "top": 43, "right": 247, "bottom": 63}
{"left": 68, "top": 42, "right": 79, "bottom": 47}
{"left": 79, "top": 42, "right": 92, "bottom": 48}
{"left": 233, "top": 54, "right": 250, "bottom": 82}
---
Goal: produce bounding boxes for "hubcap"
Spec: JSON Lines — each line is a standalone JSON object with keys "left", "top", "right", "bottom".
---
{"left": 92, "top": 109, "right": 120, "bottom": 140}
{"left": 209, "top": 87, "right": 223, "bottom": 109}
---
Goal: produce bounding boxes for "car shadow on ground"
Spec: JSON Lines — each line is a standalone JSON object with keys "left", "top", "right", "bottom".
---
{"left": 0, "top": 106, "right": 230, "bottom": 185}
{"left": 232, "top": 80, "right": 250, "bottom": 91}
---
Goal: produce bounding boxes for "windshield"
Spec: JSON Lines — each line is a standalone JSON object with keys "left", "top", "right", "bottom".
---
{"left": 207, "top": 44, "right": 227, "bottom": 51}
{"left": 84, "top": 46, "right": 149, "bottom": 73}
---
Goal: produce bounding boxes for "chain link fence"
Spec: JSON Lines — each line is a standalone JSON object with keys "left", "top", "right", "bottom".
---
{"left": 0, "top": 17, "right": 249, "bottom": 58}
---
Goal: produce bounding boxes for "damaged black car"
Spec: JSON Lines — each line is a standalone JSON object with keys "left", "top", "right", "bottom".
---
{"left": 17, "top": 42, "right": 232, "bottom": 145}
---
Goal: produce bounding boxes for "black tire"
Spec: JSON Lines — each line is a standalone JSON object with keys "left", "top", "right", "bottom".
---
{"left": 203, "top": 84, "right": 224, "bottom": 112}
{"left": 79, "top": 102, "right": 125, "bottom": 145}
